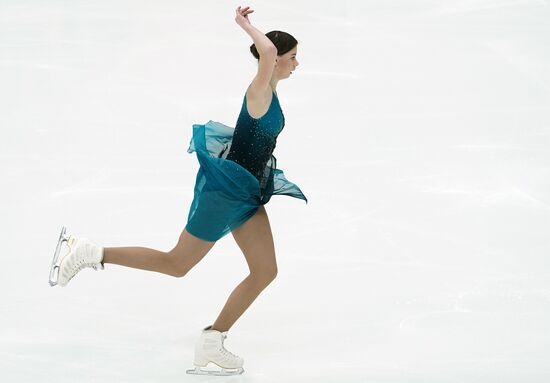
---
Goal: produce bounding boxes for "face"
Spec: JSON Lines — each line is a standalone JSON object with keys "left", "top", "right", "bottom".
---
{"left": 275, "top": 46, "right": 299, "bottom": 79}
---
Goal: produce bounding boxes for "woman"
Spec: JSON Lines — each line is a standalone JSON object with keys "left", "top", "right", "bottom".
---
{"left": 48, "top": 5, "right": 307, "bottom": 376}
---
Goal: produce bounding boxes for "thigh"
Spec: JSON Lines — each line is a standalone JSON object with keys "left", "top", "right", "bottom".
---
{"left": 231, "top": 206, "right": 277, "bottom": 274}
{"left": 186, "top": 190, "right": 234, "bottom": 242}
{"left": 168, "top": 228, "right": 217, "bottom": 270}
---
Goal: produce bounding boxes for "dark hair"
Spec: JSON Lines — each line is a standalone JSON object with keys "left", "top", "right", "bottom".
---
{"left": 250, "top": 30, "right": 298, "bottom": 60}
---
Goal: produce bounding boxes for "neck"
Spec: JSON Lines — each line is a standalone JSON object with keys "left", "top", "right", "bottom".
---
{"left": 270, "top": 78, "right": 279, "bottom": 92}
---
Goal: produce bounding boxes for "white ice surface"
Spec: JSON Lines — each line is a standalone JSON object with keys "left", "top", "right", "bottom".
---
{"left": 1, "top": 1, "right": 550, "bottom": 382}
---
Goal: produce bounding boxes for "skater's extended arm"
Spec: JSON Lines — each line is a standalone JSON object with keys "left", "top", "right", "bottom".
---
{"left": 235, "top": 6, "right": 276, "bottom": 54}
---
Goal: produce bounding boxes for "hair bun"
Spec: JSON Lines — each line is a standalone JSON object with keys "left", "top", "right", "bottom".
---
{"left": 249, "top": 43, "right": 260, "bottom": 60}
{"left": 249, "top": 31, "right": 298, "bottom": 61}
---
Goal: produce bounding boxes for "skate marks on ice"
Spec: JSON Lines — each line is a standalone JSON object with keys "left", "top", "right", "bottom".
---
{"left": 427, "top": 0, "right": 549, "bottom": 17}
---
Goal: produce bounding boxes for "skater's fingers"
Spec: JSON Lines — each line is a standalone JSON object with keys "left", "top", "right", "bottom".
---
{"left": 237, "top": 5, "right": 252, "bottom": 14}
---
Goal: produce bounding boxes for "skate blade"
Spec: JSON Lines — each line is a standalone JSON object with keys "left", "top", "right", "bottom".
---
{"left": 186, "top": 364, "right": 244, "bottom": 376}
{"left": 48, "top": 226, "right": 71, "bottom": 286}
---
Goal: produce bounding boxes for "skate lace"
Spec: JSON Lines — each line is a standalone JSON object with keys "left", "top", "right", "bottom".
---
{"left": 68, "top": 259, "right": 100, "bottom": 281}
{"left": 73, "top": 261, "right": 97, "bottom": 274}
{"left": 220, "top": 334, "right": 239, "bottom": 359}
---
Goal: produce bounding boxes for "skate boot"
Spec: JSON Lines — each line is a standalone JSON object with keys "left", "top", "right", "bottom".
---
{"left": 49, "top": 226, "right": 104, "bottom": 287}
{"left": 186, "top": 325, "right": 244, "bottom": 376}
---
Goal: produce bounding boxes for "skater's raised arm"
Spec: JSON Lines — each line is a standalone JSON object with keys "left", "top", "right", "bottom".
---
{"left": 235, "top": 6, "right": 276, "bottom": 54}
{"left": 235, "top": 6, "right": 277, "bottom": 94}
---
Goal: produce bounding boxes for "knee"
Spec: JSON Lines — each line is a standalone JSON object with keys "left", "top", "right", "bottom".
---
{"left": 171, "top": 266, "right": 188, "bottom": 278}
{"left": 167, "top": 251, "right": 191, "bottom": 278}
{"left": 250, "top": 266, "right": 278, "bottom": 286}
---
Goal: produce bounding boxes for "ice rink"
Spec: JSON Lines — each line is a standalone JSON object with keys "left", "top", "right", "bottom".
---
{"left": 1, "top": 1, "right": 549, "bottom": 382}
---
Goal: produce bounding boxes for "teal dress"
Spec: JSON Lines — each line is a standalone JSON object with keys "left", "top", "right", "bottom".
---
{"left": 185, "top": 89, "right": 308, "bottom": 241}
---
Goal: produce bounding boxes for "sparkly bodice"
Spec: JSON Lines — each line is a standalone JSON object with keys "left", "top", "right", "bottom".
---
{"left": 224, "top": 89, "right": 285, "bottom": 180}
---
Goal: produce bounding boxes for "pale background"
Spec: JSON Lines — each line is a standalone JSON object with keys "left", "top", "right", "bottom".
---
{"left": 1, "top": 1, "right": 549, "bottom": 382}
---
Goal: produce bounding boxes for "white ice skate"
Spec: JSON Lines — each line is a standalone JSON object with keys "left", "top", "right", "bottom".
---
{"left": 49, "top": 226, "right": 104, "bottom": 287}
{"left": 186, "top": 325, "right": 245, "bottom": 376}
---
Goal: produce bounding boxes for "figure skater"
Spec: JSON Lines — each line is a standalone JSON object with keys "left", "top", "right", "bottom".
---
{"left": 48, "top": 5, "right": 307, "bottom": 376}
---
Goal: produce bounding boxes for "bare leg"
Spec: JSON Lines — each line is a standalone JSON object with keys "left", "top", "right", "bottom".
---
{"left": 103, "top": 246, "right": 178, "bottom": 276}
{"left": 212, "top": 206, "right": 277, "bottom": 332}
{"left": 103, "top": 228, "right": 216, "bottom": 278}
{"left": 211, "top": 274, "right": 275, "bottom": 332}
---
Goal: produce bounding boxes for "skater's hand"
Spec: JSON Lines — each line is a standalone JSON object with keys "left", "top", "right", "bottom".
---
{"left": 235, "top": 5, "right": 254, "bottom": 28}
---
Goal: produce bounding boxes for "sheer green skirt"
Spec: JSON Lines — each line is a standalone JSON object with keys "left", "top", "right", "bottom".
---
{"left": 185, "top": 120, "right": 307, "bottom": 242}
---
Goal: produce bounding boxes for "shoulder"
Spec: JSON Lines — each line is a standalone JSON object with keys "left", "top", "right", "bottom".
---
{"left": 244, "top": 84, "right": 275, "bottom": 119}
{"left": 246, "top": 84, "right": 273, "bottom": 103}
